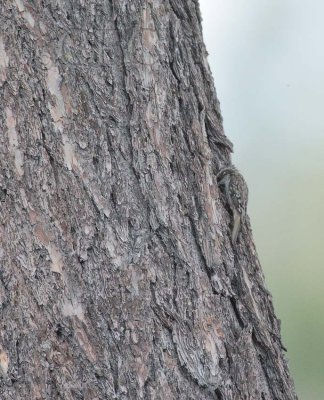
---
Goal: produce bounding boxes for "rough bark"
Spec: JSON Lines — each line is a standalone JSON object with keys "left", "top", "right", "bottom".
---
{"left": 0, "top": 1, "right": 297, "bottom": 399}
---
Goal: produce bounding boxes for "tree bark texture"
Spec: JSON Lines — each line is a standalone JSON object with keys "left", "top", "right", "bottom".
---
{"left": 0, "top": 1, "right": 297, "bottom": 399}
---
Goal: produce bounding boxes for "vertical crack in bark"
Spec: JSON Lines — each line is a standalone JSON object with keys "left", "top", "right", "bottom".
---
{"left": 111, "top": 1, "right": 138, "bottom": 181}
{"left": 229, "top": 297, "right": 245, "bottom": 329}
{"left": 187, "top": 214, "right": 213, "bottom": 287}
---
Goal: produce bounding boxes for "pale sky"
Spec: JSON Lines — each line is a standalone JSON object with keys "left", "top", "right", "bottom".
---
{"left": 200, "top": 0, "right": 324, "bottom": 167}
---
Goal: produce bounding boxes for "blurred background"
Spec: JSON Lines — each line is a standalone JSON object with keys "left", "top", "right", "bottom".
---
{"left": 200, "top": 0, "right": 324, "bottom": 398}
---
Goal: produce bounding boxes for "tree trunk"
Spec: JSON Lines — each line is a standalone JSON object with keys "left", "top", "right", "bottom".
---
{"left": 0, "top": 1, "right": 297, "bottom": 399}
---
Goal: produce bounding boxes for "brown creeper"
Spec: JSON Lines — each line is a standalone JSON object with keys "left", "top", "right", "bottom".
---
{"left": 217, "top": 166, "right": 248, "bottom": 244}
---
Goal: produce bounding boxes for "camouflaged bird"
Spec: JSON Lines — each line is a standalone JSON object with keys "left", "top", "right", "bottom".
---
{"left": 217, "top": 166, "right": 248, "bottom": 244}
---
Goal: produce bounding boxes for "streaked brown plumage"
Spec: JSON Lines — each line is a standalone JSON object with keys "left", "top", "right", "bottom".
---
{"left": 217, "top": 166, "right": 248, "bottom": 244}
